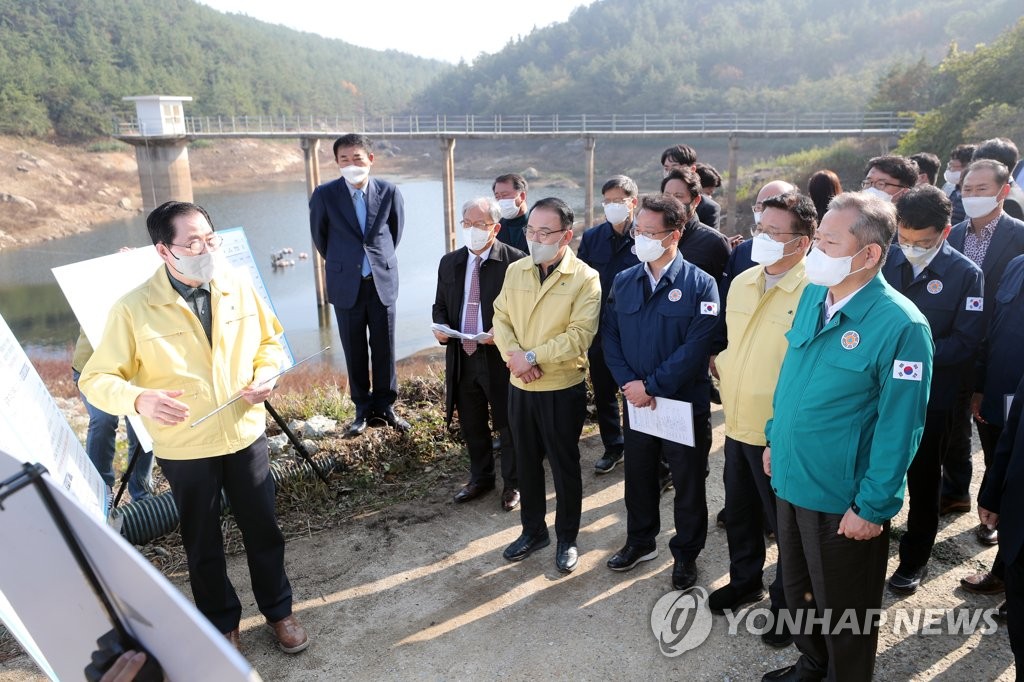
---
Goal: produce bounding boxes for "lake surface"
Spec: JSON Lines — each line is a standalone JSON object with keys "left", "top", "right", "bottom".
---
{"left": 0, "top": 178, "right": 586, "bottom": 369}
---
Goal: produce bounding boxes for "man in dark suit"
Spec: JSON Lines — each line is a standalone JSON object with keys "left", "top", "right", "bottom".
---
{"left": 943, "top": 158, "right": 1024, "bottom": 511}
{"left": 432, "top": 197, "right": 525, "bottom": 511}
{"left": 310, "top": 134, "right": 408, "bottom": 436}
{"left": 973, "top": 137, "right": 1024, "bottom": 221}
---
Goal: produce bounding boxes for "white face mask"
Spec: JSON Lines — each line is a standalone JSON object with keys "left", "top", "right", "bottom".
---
{"left": 603, "top": 202, "right": 631, "bottom": 226}
{"left": 463, "top": 226, "right": 493, "bottom": 252}
{"left": 944, "top": 169, "right": 961, "bottom": 186}
{"left": 340, "top": 164, "right": 370, "bottom": 186}
{"left": 170, "top": 250, "right": 222, "bottom": 285}
{"left": 528, "top": 236, "right": 562, "bottom": 265}
{"left": 751, "top": 233, "right": 801, "bottom": 266}
{"left": 962, "top": 195, "right": 1000, "bottom": 219}
{"left": 804, "top": 245, "right": 867, "bottom": 287}
{"left": 498, "top": 198, "right": 520, "bottom": 220}
{"left": 634, "top": 233, "right": 668, "bottom": 263}
{"left": 900, "top": 240, "right": 942, "bottom": 268}
{"left": 862, "top": 186, "right": 893, "bottom": 203}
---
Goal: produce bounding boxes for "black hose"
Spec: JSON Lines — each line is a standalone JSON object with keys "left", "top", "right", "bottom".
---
{"left": 117, "top": 452, "right": 345, "bottom": 546}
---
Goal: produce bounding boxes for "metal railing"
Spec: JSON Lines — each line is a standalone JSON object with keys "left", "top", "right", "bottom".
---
{"left": 113, "top": 111, "right": 919, "bottom": 138}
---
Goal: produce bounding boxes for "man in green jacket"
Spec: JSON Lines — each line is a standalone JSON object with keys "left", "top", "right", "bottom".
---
{"left": 762, "top": 191, "right": 933, "bottom": 682}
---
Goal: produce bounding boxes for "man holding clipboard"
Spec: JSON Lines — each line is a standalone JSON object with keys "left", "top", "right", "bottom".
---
{"left": 602, "top": 194, "right": 720, "bottom": 591}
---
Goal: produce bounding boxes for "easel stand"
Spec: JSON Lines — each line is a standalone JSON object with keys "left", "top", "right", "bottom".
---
{"left": 0, "top": 463, "right": 164, "bottom": 681}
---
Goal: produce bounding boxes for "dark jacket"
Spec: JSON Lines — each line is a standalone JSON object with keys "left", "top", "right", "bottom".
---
{"left": 496, "top": 212, "right": 529, "bottom": 253}
{"left": 577, "top": 220, "right": 639, "bottom": 343}
{"left": 977, "top": 255, "right": 1024, "bottom": 426}
{"left": 310, "top": 176, "right": 404, "bottom": 309}
{"left": 948, "top": 212, "right": 1024, "bottom": 304}
{"left": 432, "top": 240, "right": 526, "bottom": 423}
{"left": 678, "top": 215, "right": 730, "bottom": 286}
{"left": 882, "top": 242, "right": 985, "bottom": 412}
{"left": 696, "top": 194, "right": 721, "bottom": 231}
{"left": 979, "top": 370, "right": 1024, "bottom": 565}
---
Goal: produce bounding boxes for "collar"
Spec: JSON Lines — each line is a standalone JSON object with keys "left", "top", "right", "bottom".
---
{"left": 152, "top": 265, "right": 222, "bottom": 306}
{"left": 343, "top": 177, "right": 371, "bottom": 195}
{"left": 821, "top": 272, "right": 885, "bottom": 323}
{"left": 889, "top": 240, "right": 955, "bottom": 278}
{"left": 759, "top": 259, "right": 807, "bottom": 292}
{"left": 464, "top": 244, "right": 494, "bottom": 263}
{"left": 970, "top": 213, "right": 1002, "bottom": 235}
{"left": 635, "top": 251, "right": 684, "bottom": 285}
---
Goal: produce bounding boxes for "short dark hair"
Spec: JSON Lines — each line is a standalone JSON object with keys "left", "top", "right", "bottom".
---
{"left": 528, "top": 197, "right": 574, "bottom": 230}
{"left": 660, "top": 144, "right": 697, "bottom": 167}
{"left": 695, "top": 162, "right": 722, "bottom": 190}
{"left": 601, "top": 174, "right": 637, "bottom": 197}
{"left": 760, "top": 192, "right": 818, "bottom": 238}
{"left": 895, "top": 184, "right": 951, "bottom": 232}
{"left": 333, "top": 134, "right": 373, "bottom": 158}
{"left": 146, "top": 201, "right": 214, "bottom": 246}
{"left": 660, "top": 167, "right": 702, "bottom": 200}
{"left": 640, "top": 194, "right": 687, "bottom": 231}
{"left": 807, "top": 170, "right": 843, "bottom": 221}
{"left": 950, "top": 144, "right": 977, "bottom": 166}
{"left": 973, "top": 137, "right": 1020, "bottom": 170}
{"left": 909, "top": 152, "right": 941, "bottom": 185}
{"left": 965, "top": 158, "right": 1011, "bottom": 186}
{"left": 864, "top": 155, "right": 919, "bottom": 188}
{"left": 492, "top": 173, "right": 528, "bottom": 194}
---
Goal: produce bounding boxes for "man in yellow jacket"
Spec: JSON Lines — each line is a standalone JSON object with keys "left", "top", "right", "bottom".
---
{"left": 712, "top": 192, "right": 815, "bottom": 645}
{"left": 80, "top": 201, "right": 308, "bottom": 654}
{"left": 492, "top": 197, "right": 601, "bottom": 573}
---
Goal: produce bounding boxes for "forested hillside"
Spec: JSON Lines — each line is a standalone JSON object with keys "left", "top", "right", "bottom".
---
{"left": 414, "top": 0, "right": 1022, "bottom": 115}
{"left": 0, "top": 0, "right": 449, "bottom": 139}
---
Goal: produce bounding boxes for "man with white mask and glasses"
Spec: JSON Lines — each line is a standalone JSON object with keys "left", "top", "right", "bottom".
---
{"left": 602, "top": 194, "right": 719, "bottom": 591}
{"left": 762, "top": 192, "right": 932, "bottom": 681}
{"left": 492, "top": 197, "right": 601, "bottom": 573}
{"left": 709, "top": 192, "right": 815, "bottom": 648}
{"left": 432, "top": 198, "right": 525, "bottom": 511}
{"left": 860, "top": 154, "right": 918, "bottom": 202}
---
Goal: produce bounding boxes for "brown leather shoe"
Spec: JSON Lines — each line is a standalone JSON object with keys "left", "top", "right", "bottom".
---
{"left": 502, "top": 488, "right": 520, "bottom": 512}
{"left": 267, "top": 614, "right": 309, "bottom": 654}
{"left": 224, "top": 628, "right": 241, "bottom": 651}
{"left": 939, "top": 496, "right": 971, "bottom": 515}
{"left": 453, "top": 480, "right": 494, "bottom": 504}
{"left": 960, "top": 571, "right": 1005, "bottom": 595}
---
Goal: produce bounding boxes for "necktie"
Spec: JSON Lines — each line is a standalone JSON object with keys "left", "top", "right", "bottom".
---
{"left": 462, "top": 256, "right": 482, "bottom": 355}
{"left": 354, "top": 189, "right": 371, "bottom": 277}
{"left": 189, "top": 288, "right": 212, "bottom": 344}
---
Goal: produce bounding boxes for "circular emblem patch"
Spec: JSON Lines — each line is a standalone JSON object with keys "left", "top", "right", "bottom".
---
{"left": 927, "top": 280, "right": 943, "bottom": 294}
{"left": 841, "top": 330, "right": 860, "bottom": 350}
{"left": 668, "top": 288, "right": 682, "bottom": 302}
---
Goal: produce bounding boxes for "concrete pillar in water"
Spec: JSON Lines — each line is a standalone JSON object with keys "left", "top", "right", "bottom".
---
{"left": 440, "top": 137, "right": 457, "bottom": 253}
{"left": 125, "top": 139, "right": 194, "bottom": 214}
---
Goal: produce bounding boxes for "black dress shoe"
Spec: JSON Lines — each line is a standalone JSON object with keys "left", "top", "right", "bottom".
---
{"left": 556, "top": 541, "right": 578, "bottom": 573}
{"left": 503, "top": 532, "right": 550, "bottom": 562}
{"left": 888, "top": 565, "right": 928, "bottom": 595}
{"left": 594, "top": 450, "right": 624, "bottom": 474}
{"left": 501, "top": 487, "right": 520, "bottom": 511}
{"left": 377, "top": 407, "right": 410, "bottom": 432}
{"left": 453, "top": 480, "right": 495, "bottom": 504}
{"left": 672, "top": 559, "right": 698, "bottom": 591}
{"left": 346, "top": 416, "right": 368, "bottom": 437}
{"left": 762, "top": 665, "right": 816, "bottom": 681}
{"left": 607, "top": 543, "right": 658, "bottom": 572}
{"left": 976, "top": 523, "right": 999, "bottom": 546}
{"left": 707, "top": 583, "right": 766, "bottom": 613}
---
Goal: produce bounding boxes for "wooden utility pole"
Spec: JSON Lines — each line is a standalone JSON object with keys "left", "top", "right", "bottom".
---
{"left": 441, "top": 137, "right": 457, "bottom": 253}
{"left": 301, "top": 137, "right": 327, "bottom": 307}
{"left": 725, "top": 135, "right": 740, "bottom": 235}
{"left": 584, "top": 136, "right": 596, "bottom": 228}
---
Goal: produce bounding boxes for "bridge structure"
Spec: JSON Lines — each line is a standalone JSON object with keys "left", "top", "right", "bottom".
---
{"left": 113, "top": 110, "right": 918, "bottom": 306}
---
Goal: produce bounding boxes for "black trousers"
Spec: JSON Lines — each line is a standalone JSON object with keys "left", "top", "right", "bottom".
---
{"left": 941, "top": 384, "right": 974, "bottom": 501}
{"left": 158, "top": 434, "right": 292, "bottom": 633}
{"left": 587, "top": 343, "right": 624, "bottom": 454}
{"left": 456, "top": 348, "right": 516, "bottom": 488}
{"left": 1004, "top": 548, "right": 1024, "bottom": 672}
{"left": 624, "top": 412, "right": 711, "bottom": 563}
{"left": 776, "top": 498, "right": 889, "bottom": 682}
{"left": 976, "top": 419, "right": 1007, "bottom": 580}
{"left": 899, "top": 409, "right": 955, "bottom": 571}
{"left": 723, "top": 437, "right": 784, "bottom": 608}
{"left": 508, "top": 382, "right": 587, "bottom": 543}
{"left": 334, "top": 277, "right": 398, "bottom": 416}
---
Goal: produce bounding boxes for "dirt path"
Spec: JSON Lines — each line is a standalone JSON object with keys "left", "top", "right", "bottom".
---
{"left": 0, "top": 407, "right": 1015, "bottom": 680}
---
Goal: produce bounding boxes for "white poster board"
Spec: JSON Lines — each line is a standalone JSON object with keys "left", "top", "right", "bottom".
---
{"left": 627, "top": 397, "right": 696, "bottom": 446}
{"left": 0, "top": 448, "right": 259, "bottom": 682}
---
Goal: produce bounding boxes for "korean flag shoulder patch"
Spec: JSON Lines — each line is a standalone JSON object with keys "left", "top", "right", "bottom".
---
{"left": 966, "top": 297, "right": 984, "bottom": 312}
{"left": 893, "top": 360, "right": 923, "bottom": 381}
{"left": 700, "top": 301, "right": 718, "bottom": 316}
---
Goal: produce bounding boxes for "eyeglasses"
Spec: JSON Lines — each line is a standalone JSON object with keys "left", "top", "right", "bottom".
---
{"left": 461, "top": 221, "right": 495, "bottom": 230}
{"left": 167, "top": 234, "right": 223, "bottom": 255}
{"left": 602, "top": 199, "right": 631, "bottom": 206}
{"left": 522, "top": 227, "right": 566, "bottom": 240}
{"left": 629, "top": 227, "right": 674, "bottom": 239}
{"left": 752, "top": 226, "right": 802, "bottom": 240}
{"left": 861, "top": 179, "right": 908, "bottom": 191}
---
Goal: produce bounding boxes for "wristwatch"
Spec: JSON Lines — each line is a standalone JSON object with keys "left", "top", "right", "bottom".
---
{"left": 525, "top": 350, "right": 538, "bottom": 366}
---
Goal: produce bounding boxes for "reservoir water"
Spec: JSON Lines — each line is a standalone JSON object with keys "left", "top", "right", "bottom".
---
{"left": 0, "top": 178, "right": 586, "bottom": 369}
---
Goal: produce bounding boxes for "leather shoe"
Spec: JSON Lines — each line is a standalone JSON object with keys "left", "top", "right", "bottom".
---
{"left": 761, "top": 665, "right": 815, "bottom": 680}
{"left": 345, "top": 416, "right": 368, "bottom": 437}
{"left": 707, "top": 583, "right": 766, "bottom": 613}
{"left": 453, "top": 480, "right": 494, "bottom": 504}
{"left": 672, "top": 559, "right": 698, "bottom": 591}
{"left": 594, "top": 450, "right": 623, "bottom": 474}
{"left": 976, "top": 523, "right": 999, "bottom": 546}
{"left": 960, "top": 571, "right": 1005, "bottom": 595}
{"left": 224, "top": 628, "right": 241, "bottom": 651}
{"left": 376, "top": 407, "right": 410, "bottom": 432}
{"left": 888, "top": 565, "right": 929, "bottom": 595}
{"left": 501, "top": 487, "right": 520, "bottom": 511}
{"left": 607, "top": 543, "right": 658, "bottom": 572}
{"left": 556, "top": 541, "right": 579, "bottom": 573}
{"left": 503, "top": 532, "right": 550, "bottom": 562}
{"left": 939, "top": 496, "right": 971, "bottom": 515}
{"left": 267, "top": 614, "right": 309, "bottom": 654}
